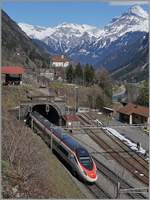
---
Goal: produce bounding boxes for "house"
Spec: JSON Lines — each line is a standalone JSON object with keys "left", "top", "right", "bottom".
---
{"left": 117, "top": 103, "right": 149, "bottom": 125}
{"left": 50, "top": 55, "right": 70, "bottom": 68}
{"left": 49, "top": 55, "right": 70, "bottom": 80}
{"left": 1, "top": 66, "right": 25, "bottom": 85}
{"left": 39, "top": 69, "right": 54, "bottom": 80}
{"left": 64, "top": 115, "right": 80, "bottom": 128}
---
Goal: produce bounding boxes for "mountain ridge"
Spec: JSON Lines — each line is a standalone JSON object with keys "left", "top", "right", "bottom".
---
{"left": 18, "top": 5, "right": 149, "bottom": 68}
{"left": 2, "top": 5, "right": 149, "bottom": 82}
{"left": 2, "top": 10, "right": 49, "bottom": 70}
{"left": 19, "top": 5, "right": 149, "bottom": 40}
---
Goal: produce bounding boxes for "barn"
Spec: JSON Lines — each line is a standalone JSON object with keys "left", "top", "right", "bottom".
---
{"left": 1, "top": 66, "right": 25, "bottom": 85}
{"left": 117, "top": 103, "right": 149, "bottom": 125}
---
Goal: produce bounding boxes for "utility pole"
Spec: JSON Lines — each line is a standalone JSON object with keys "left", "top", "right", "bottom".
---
{"left": 18, "top": 105, "right": 21, "bottom": 120}
{"left": 75, "top": 86, "right": 79, "bottom": 113}
{"left": 31, "top": 119, "right": 33, "bottom": 129}
{"left": 83, "top": 68, "right": 84, "bottom": 87}
{"left": 92, "top": 96, "right": 95, "bottom": 109}
{"left": 115, "top": 182, "right": 120, "bottom": 199}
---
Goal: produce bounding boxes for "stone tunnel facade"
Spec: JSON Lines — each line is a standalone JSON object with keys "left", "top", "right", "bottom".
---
{"left": 19, "top": 101, "right": 66, "bottom": 126}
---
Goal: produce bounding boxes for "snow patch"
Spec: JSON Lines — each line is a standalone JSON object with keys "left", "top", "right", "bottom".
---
{"left": 103, "top": 127, "right": 147, "bottom": 155}
{"left": 128, "top": 5, "right": 148, "bottom": 19}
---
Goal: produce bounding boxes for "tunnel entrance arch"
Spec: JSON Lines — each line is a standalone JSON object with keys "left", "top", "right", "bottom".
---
{"left": 19, "top": 98, "right": 66, "bottom": 126}
{"left": 32, "top": 104, "right": 62, "bottom": 126}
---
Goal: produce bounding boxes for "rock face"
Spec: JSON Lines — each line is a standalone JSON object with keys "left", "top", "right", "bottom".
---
{"left": 2, "top": 10, "right": 49, "bottom": 71}
{"left": 19, "top": 5, "right": 148, "bottom": 68}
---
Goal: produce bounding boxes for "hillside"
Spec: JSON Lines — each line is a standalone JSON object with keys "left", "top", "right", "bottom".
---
{"left": 2, "top": 10, "right": 49, "bottom": 71}
{"left": 2, "top": 85, "right": 85, "bottom": 198}
{"left": 110, "top": 33, "right": 149, "bottom": 82}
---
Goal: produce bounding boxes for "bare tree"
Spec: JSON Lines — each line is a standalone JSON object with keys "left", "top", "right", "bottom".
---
{"left": 2, "top": 112, "right": 55, "bottom": 198}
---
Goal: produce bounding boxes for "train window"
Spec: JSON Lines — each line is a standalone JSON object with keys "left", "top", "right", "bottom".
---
{"left": 76, "top": 148, "right": 93, "bottom": 170}
{"left": 69, "top": 154, "right": 78, "bottom": 164}
{"left": 53, "top": 127, "right": 63, "bottom": 139}
{"left": 53, "top": 140, "right": 59, "bottom": 147}
{"left": 47, "top": 133, "right": 53, "bottom": 140}
{"left": 45, "top": 121, "right": 51, "bottom": 129}
{"left": 43, "top": 119, "right": 49, "bottom": 126}
{"left": 79, "top": 157, "right": 93, "bottom": 170}
{"left": 57, "top": 145, "right": 68, "bottom": 156}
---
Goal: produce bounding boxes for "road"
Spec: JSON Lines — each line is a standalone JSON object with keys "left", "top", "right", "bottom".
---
{"left": 112, "top": 85, "right": 126, "bottom": 101}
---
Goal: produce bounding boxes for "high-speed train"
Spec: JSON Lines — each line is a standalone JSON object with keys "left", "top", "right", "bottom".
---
{"left": 29, "top": 111, "right": 97, "bottom": 183}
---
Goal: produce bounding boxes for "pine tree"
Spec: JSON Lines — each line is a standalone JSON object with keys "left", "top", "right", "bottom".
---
{"left": 84, "top": 64, "right": 95, "bottom": 86}
{"left": 66, "top": 64, "right": 74, "bottom": 83}
{"left": 95, "top": 95, "right": 104, "bottom": 110}
{"left": 74, "top": 63, "right": 83, "bottom": 84}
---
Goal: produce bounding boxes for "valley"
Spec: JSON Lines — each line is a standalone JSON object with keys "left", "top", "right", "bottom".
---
{"left": 1, "top": 2, "right": 149, "bottom": 199}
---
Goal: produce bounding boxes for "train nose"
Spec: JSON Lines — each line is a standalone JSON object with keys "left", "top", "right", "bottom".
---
{"left": 88, "top": 171, "right": 96, "bottom": 178}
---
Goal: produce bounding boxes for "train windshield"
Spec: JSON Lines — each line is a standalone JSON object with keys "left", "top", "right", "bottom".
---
{"left": 76, "top": 148, "right": 93, "bottom": 170}
{"left": 79, "top": 157, "right": 93, "bottom": 170}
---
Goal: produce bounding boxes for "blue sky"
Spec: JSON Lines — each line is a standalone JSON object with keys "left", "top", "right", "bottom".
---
{"left": 2, "top": 1, "right": 149, "bottom": 28}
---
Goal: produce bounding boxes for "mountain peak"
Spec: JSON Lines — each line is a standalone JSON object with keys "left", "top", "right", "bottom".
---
{"left": 128, "top": 5, "right": 148, "bottom": 18}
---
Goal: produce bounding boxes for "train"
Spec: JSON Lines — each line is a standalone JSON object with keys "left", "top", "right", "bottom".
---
{"left": 29, "top": 111, "right": 97, "bottom": 183}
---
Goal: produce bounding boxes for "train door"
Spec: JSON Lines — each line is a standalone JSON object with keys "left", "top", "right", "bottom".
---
{"left": 68, "top": 153, "right": 79, "bottom": 173}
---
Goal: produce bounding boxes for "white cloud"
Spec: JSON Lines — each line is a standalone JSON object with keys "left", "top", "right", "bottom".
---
{"left": 108, "top": 0, "right": 149, "bottom": 5}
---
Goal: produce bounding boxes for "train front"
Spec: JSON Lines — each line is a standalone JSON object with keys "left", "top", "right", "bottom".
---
{"left": 76, "top": 148, "right": 97, "bottom": 183}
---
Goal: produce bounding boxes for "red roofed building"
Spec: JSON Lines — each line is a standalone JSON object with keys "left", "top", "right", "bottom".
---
{"left": 50, "top": 55, "right": 70, "bottom": 68}
{"left": 1, "top": 66, "right": 25, "bottom": 85}
{"left": 64, "top": 115, "right": 80, "bottom": 128}
{"left": 117, "top": 103, "right": 149, "bottom": 124}
{"left": 49, "top": 55, "right": 70, "bottom": 81}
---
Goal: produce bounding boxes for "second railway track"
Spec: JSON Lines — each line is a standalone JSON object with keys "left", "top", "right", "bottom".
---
{"left": 87, "top": 183, "right": 111, "bottom": 199}
{"left": 94, "top": 157, "right": 146, "bottom": 198}
{"left": 77, "top": 113, "right": 149, "bottom": 185}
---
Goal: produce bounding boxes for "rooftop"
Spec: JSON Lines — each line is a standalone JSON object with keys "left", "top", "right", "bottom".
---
{"left": 64, "top": 115, "right": 80, "bottom": 122}
{"left": 117, "top": 103, "right": 149, "bottom": 118}
{"left": 50, "top": 55, "right": 69, "bottom": 62}
{"left": 1, "top": 66, "right": 25, "bottom": 75}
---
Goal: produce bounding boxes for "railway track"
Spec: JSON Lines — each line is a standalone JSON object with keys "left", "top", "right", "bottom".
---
{"left": 94, "top": 157, "right": 146, "bottom": 199}
{"left": 82, "top": 112, "right": 148, "bottom": 169}
{"left": 77, "top": 113, "right": 149, "bottom": 185}
{"left": 87, "top": 183, "right": 110, "bottom": 199}
{"left": 29, "top": 112, "right": 148, "bottom": 198}
{"left": 79, "top": 113, "right": 148, "bottom": 162}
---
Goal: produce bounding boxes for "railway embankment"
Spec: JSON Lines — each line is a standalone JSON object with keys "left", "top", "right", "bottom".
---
{"left": 2, "top": 85, "right": 85, "bottom": 199}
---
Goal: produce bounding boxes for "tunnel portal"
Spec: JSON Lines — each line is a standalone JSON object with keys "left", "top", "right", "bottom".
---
{"left": 32, "top": 104, "right": 62, "bottom": 126}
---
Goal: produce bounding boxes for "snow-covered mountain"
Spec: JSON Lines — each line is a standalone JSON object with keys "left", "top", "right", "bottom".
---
{"left": 18, "top": 5, "right": 149, "bottom": 66}
{"left": 19, "top": 22, "right": 102, "bottom": 40}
